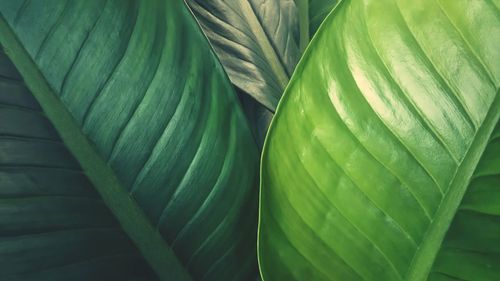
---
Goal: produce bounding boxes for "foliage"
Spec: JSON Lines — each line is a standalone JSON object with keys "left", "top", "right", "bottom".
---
{"left": 259, "top": 0, "right": 499, "bottom": 280}
{"left": 0, "top": 0, "right": 498, "bottom": 281}
{"left": 0, "top": 1, "right": 258, "bottom": 280}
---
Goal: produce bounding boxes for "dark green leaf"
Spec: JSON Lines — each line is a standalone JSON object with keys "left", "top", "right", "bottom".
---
{"left": 0, "top": 1, "right": 259, "bottom": 280}
{"left": 259, "top": 0, "right": 499, "bottom": 280}
{"left": 309, "top": 0, "right": 339, "bottom": 35}
{"left": 429, "top": 123, "right": 500, "bottom": 281}
{"left": 0, "top": 47, "right": 157, "bottom": 281}
{"left": 237, "top": 89, "right": 273, "bottom": 151}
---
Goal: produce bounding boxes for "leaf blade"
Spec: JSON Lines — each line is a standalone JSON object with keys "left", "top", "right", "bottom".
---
{"left": 308, "top": 0, "right": 338, "bottom": 35}
{"left": 186, "top": 0, "right": 302, "bottom": 111}
{"left": 0, "top": 1, "right": 259, "bottom": 280}
{"left": 429, "top": 124, "right": 500, "bottom": 281}
{"left": 0, "top": 47, "right": 158, "bottom": 281}
{"left": 259, "top": 0, "right": 500, "bottom": 280}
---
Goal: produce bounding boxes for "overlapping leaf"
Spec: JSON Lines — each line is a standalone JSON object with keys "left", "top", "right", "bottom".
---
{"left": 186, "top": 0, "right": 339, "bottom": 110}
{"left": 0, "top": 48, "right": 158, "bottom": 281}
{"left": 0, "top": 0, "right": 259, "bottom": 280}
{"left": 428, "top": 123, "right": 500, "bottom": 281}
{"left": 259, "top": 0, "right": 500, "bottom": 280}
{"left": 186, "top": 0, "right": 302, "bottom": 111}
{"left": 186, "top": 0, "right": 337, "bottom": 146}
{"left": 309, "top": 0, "right": 339, "bottom": 35}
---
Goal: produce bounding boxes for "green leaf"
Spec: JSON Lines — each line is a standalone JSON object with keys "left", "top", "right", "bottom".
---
{"left": 429, "top": 123, "right": 500, "bottom": 281}
{"left": 186, "top": 0, "right": 337, "bottom": 146}
{"left": 185, "top": 0, "right": 338, "bottom": 111}
{"left": 186, "top": 0, "right": 302, "bottom": 111}
{"left": 259, "top": 0, "right": 500, "bottom": 280}
{"left": 237, "top": 88, "right": 274, "bottom": 151}
{"left": 0, "top": 1, "right": 259, "bottom": 280}
{"left": 309, "top": 0, "right": 339, "bottom": 35}
{"left": 0, "top": 47, "right": 158, "bottom": 281}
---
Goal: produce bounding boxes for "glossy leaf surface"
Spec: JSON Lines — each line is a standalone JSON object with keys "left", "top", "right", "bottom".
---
{"left": 0, "top": 1, "right": 259, "bottom": 280}
{"left": 0, "top": 48, "right": 157, "bottom": 281}
{"left": 259, "top": 0, "right": 500, "bottom": 280}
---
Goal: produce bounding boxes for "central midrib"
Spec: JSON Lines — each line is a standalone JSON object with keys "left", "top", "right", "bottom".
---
{"left": 0, "top": 13, "right": 193, "bottom": 281}
{"left": 405, "top": 90, "right": 500, "bottom": 281}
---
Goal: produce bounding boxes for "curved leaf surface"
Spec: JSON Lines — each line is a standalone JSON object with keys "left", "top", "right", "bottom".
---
{"left": 309, "top": 0, "right": 338, "bottom": 35}
{"left": 0, "top": 47, "right": 157, "bottom": 281}
{"left": 186, "top": 0, "right": 337, "bottom": 146}
{"left": 186, "top": 0, "right": 302, "bottom": 111}
{"left": 0, "top": 1, "right": 259, "bottom": 280}
{"left": 237, "top": 89, "right": 274, "bottom": 150}
{"left": 259, "top": 0, "right": 500, "bottom": 280}
{"left": 429, "top": 123, "right": 500, "bottom": 281}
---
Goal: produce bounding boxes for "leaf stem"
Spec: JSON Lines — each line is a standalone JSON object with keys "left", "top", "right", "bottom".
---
{"left": 0, "top": 12, "right": 193, "bottom": 281}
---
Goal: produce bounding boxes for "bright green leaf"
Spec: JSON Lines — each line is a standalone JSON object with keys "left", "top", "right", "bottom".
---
{"left": 259, "top": 0, "right": 500, "bottom": 280}
{"left": 0, "top": 1, "right": 259, "bottom": 280}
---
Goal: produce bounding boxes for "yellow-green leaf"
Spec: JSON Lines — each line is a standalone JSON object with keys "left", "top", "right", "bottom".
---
{"left": 259, "top": 0, "right": 500, "bottom": 280}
